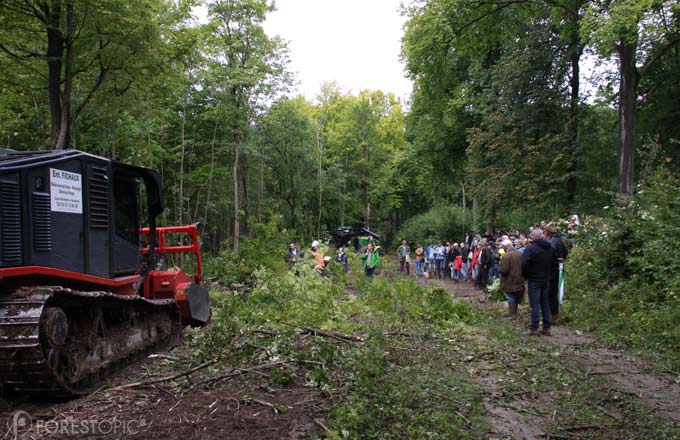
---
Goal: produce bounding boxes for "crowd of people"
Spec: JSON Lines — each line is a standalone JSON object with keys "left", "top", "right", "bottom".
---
{"left": 284, "top": 240, "right": 379, "bottom": 278}
{"left": 286, "top": 222, "right": 570, "bottom": 336}
{"left": 396, "top": 225, "right": 569, "bottom": 336}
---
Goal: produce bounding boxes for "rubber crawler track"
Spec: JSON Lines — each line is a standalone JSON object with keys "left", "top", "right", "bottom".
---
{"left": 0, "top": 286, "right": 181, "bottom": 397}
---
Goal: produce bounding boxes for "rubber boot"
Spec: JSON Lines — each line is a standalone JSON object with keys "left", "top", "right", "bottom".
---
{"left": 509, "top": 302, "right": 518, "bottom": 318}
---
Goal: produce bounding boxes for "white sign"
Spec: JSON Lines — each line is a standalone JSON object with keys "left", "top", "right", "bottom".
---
{"left": 50, "top": 168, "right": 83, "bottom": 214}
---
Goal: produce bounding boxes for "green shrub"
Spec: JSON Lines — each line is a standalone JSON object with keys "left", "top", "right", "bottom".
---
{"left": 564, "top": 167, "right": 680, "bottom": 365}
{"left": 395, "top": 206, "right": 465, "bottom": 246}
{"left": 203, "top": 216, "right": 291, "bottom": 284}
{"left": 495, "top": 208, "right": 541, "bottom": 231}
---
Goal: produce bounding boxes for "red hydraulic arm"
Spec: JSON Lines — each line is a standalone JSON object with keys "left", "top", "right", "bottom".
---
{"left": 140, "top": 224, "right": 203, "bottom": 284}
{"left": 140, "top": 223, "right": 209, "bottom": 326}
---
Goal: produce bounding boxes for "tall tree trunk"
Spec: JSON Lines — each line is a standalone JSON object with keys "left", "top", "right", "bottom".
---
{"left": 54, "top": 2, "right": 74, "bottom": 149}
{"left": 366, "top": 201, "right": 371, "bottom": 230}
{"left": 486, "top": 206, "right": 496, "bottom": 236}
{"left": 46, "top": 2, "right": 64, "bottom": 149}
{"left": 340, "top": 154, "right": 348, "bottom": 225}
{"left": 99, "top": 124, "right": 105, "bottom": 156}
{"left": 178, "top": 107, "right": 186, "bottom": 265}
{"left": 178, "top": 104, "right": 186, "bottom": 225}
{"left": 233, "top": 141, "right": 241, "bottom": 251}
{"left": 289, "top": 164, "right": 296, "bottom": 231}
{"left": 363, "top": 141, "right": 371, "bottom": 229}
{"left": 202, "top": 117, "right": 220, "bottom": 237}
{"left": 193, "top": 190, "right": 202, "bottom": 223}
{"left": 241, "top": 164, "right": 252, "bottom": 238}
{"left": 147, "top": 111, "right": 152, "bottom": 146}
{"left": 111, "top": 115, "right": 116, "bottom": 159}
{"left": 258, "top": 153, "right": 264, "bottom": 224}
{"left": 461, "top": 182, "right": 466, "bottom": 237}
{"left": 556, "top": 0, "right": 586, "bottom": 209}
{"left": 472, "top": 197, "right": 478, "bottom": 232}
{"left": 70, "top": 119, "right": 77, "bottom": 149}
{"left": 617, "top": 41, "right": 638, "bottom": 195}
{"left": 565, "top": 29, "right": 582, "bottom": 208}
{"left": 317, "top": 127, "right": 323, "bottom": 238}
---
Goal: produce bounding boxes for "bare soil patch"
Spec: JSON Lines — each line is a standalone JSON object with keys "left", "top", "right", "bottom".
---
{"left": 1, "top": 355, "right": 329, "bottom": 440}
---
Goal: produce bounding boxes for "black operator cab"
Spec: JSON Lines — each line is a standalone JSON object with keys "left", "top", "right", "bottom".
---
{"left": 0, "top": 149, "right": 163, "bottom": 280}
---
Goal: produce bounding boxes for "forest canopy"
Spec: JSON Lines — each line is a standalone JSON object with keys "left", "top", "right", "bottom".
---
{"left": 1, "top": 0, "right": 678, "bottom": 246}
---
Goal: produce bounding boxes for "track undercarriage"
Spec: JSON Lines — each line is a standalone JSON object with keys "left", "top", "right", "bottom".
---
{"left": 0, "top": 286, "right": 181, "bottom": 397}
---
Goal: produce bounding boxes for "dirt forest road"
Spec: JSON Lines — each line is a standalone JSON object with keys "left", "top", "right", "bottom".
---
{"left": 0, "top": 345, "right": 328, "bottom": 440}
{"left": 421, "top": 275, "right": 680, "bottom": 439}
{"left": 1, "top": 269, "right": 679, "bottom": 440}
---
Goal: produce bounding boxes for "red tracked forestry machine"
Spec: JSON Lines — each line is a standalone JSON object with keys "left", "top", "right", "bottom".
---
{"left": 0, "top": 149, "right": 211, "bottom": 397}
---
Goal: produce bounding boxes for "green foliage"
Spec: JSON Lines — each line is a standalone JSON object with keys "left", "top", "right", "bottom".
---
{"left": 580, "top": 0, "right": 679, "bottom": 194}
{"left": 189, "top": 254, "right": 484, "bottom": 438}
{"left": 570, "top": 105, "right": 618, "bottom": 213}
{"left": 314, "top": 88, "right": 408, "bottom": 236}
{"left": 203, "top": 216, "right": 290, "bottom": 284}
{"left": 565, "top": 168, "right": 680, "bottom": 364}
{"left": 486, "top": 278, "right": 504, "bottom": 302}
{"left": 199, "top": 261, "right": 478, "bottom": 348}
{"left": 582, "top": 0, "right": 654, "bottom": 52}
{"left": 465, "top": 4, "right": 575, "bottom": 221}
{"left": 401, "top": 0, "right": 678, "bottom": 226}
{"left": 400, "top": 0, "right": 481, "bottom": 207}
{"left": 256, "top": 97, "right": 316, "bottom": 232}
{"left": 0, "top": 0, "right": 185, "bottom": 149}
{"left": 352, "top": 276, "right": 479, "bottom": 332}
{"left": 494, "top": 208, "right": 543, "bottom": 231}
{"left": 327, "top": 334, "right": 481, "bottom": 440}
{"left": 184, "top": 293, "right": 238, "bottom": 363}
{"left": 395, "top": 206, "right": 466, "bottom": 245}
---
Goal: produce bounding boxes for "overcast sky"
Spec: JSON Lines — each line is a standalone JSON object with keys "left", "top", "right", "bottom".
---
{"left": 262, "top": 0, "right": 412, "bottom": 103}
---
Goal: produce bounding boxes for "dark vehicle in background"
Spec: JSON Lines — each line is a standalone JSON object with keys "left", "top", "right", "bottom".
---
{"left": 330, "top": 226, "right": 381, "bottom": 253}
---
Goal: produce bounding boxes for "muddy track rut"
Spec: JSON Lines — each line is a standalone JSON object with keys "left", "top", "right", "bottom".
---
{"left": 421, "top": 275, "right": 680, "bottom": 438}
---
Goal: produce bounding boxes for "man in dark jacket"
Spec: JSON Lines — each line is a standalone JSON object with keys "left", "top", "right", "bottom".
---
{"left": 521, "top": 229, "right": 556, "bottom": 335}
{"left": 285, "top": 242, "right": 303, "bottom": 265}
{"left": 545, "top": 226, "right": 568, "bottom": 324}
{"left": 460, "top": 243, "right": 470, "bottom": 282}
{"left": 477, "top": 242, "right": 492, "bottom": 290}
{"left": 447, "top": 243, "right": 459, "bottom": 280}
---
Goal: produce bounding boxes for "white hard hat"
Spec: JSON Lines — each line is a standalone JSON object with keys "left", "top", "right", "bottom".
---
{"left": 311, "top": 240, "right": 319, "bottom": 248}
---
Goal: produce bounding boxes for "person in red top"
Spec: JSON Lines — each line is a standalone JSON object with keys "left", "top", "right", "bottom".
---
{"left": 453, "top": 254, "right": 463, "bottom": 282}
{"left": 470, "top": 242, "right": 481, "bottom": 282}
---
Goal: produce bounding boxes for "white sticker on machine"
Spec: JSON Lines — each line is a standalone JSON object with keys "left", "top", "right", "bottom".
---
{"left": 50, "top": 168, "right": 83, "bottom": 214}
